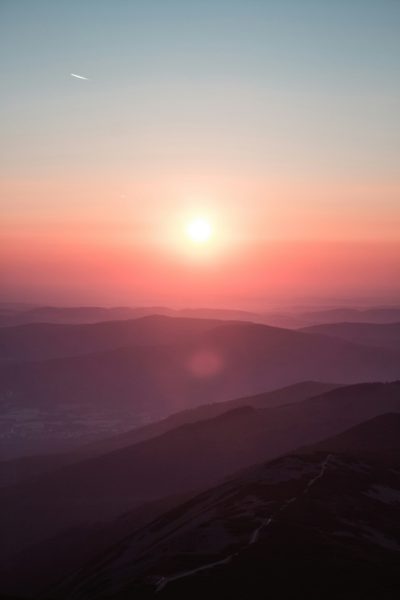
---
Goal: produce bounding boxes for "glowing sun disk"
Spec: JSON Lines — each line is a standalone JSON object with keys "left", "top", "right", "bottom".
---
{"left": 186, "top": 217, "right": 212, "bottom": 244}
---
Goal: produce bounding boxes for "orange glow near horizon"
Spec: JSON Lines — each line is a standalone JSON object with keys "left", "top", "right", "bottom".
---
{"left": 1, "top": 2, "right": 400, "bottom": 308}
{"left": 1, "top": 174, "right": 400, "bottom": 307}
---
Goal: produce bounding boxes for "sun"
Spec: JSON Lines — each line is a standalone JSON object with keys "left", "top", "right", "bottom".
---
{"left": 186, "top": 217, "right": 212, "bottom": 244}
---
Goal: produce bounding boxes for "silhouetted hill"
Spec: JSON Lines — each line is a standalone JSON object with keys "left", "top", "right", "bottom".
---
{"left": 304, "top": 412, "right": 400, "bottom": 460}
{"left": 0, "top": 381, "right": 339, "bottom": 487}
{"left": 300, "top": 306, "right": 400, "bottom": 325}
{"left": 57, "top": 427, "right": 400, "bottom": 599}
{"left": 78, "top": 380, "right": 340, "bottom": 458}
{"left": 1, "top": 317, "right": 399, "bottom": 457}
{"left": 0, "top": 319, "right": 398, "bottom": 413}
{"left": 1, "top": 381, "right": 399, "bottom": 564}
{"left": 0, "top": 315, "right": 221, "bottom": 362}
{"left": 0, "top": 492, "right": 192, "bottom": 598}
{"left": 302, "top": 321, "right": 400, "bottom": 349}
{"left": 4, "top": 401, "right": 400, "bottom": 599}
{"left": 0, "top": 306, "right": 171, "bottom": 328}
{"left": 0, "top": 305, "right": 269, "bottom": 329}
{"left": 2, "top": 304, "right": 400, "bottom": 334}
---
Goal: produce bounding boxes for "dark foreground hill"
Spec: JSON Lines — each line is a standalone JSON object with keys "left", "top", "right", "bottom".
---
{"left": 0, "top": 381, "right": 399, "bottom": 567}
{"left": 57, "top": 412, "right": 400, "bottom": 600}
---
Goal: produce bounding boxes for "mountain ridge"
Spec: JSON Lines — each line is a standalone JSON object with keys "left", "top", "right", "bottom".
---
{"left": 1, "top": 381, "right": 399, "bottom": 564}
{"left": 57, "top": 412, "right": 400, "bottom": 599}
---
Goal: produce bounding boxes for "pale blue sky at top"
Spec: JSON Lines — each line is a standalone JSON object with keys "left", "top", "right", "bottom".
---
{"left": 0, "top": 0, "right": 399, "bottom": 181}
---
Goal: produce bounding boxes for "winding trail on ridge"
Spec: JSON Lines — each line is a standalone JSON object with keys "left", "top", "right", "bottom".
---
{"left": 155, "top": 454, "right": 333, "bottom": 592}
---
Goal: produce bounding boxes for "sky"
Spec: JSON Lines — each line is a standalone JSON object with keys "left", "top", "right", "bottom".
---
{"left": 1, "top": 0, "right": 399, "bottom": 308}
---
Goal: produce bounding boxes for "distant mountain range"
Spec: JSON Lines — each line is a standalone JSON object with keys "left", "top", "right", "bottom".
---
{"left": 300, "top": 306, "right": 400, "bottom": 325}
{"left": 0, "top": 315, "right": 221, "bottom": 362}
{"left": 1, "top": 303, "right": 399, "bottom": 329}
{"left": 302, "top": 321, "right": 400, "bottom": 350}
{"left": 1, "top": 316, "right": 399, "bottom": 458}
{"left": 0, "top": 305, "right": 268, "bottom": 328}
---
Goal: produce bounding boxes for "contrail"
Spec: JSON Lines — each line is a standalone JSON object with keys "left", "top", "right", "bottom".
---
{"left": 70, "top": 73, "right": 89, "bottom": 80}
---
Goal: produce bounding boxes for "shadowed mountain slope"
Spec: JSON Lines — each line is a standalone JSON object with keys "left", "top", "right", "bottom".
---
{"left": 78, "top": 380, "right": 341, "bottom": 458}
{"left": 57, "top": 414, "right": 400, "bottom": 599}
{"left": 302, "top": 321, "right": 400, "bottom": 350}
{"left": 2, "top": 317, "right": 398, "bottom": 457}
{"left": 0, "top": 381, "right": 399, "bottom": 564}
{"left": 0, "top": 380, "right": 340, "bottom": 487}
{"left": 304, "top": 412, "right": 400, "bottom": 460}
{"left": 1, "top": 319, "right": 399, "bottom": 414}
{"left": 0, "top": 315, "right": 221, "bottom": 363}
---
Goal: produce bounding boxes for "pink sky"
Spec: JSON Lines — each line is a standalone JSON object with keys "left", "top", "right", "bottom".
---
{"left": 1, "top": 2, "right": 399, "bottom": 308}
{"left": 1, "top": 173, "right": 399, "bottom": 307}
